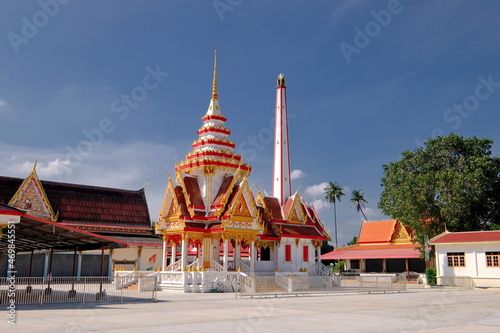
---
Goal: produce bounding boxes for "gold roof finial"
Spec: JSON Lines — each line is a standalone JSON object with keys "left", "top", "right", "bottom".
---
{"left": 277, "top": 73, "right": 285, "bottom": 87}
{"left": 212, "top": 50, "right": 218, "bottom": 99}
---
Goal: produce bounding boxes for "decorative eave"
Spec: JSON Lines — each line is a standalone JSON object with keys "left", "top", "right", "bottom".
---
{"left": 192, "top": 137, "right": 236, "bottom": 149}
{"left": 197, "top": 124, "right": 231, "bottom": 136}
{"left": 186, "top": 149, "right": 242, "bottom": 161}
{"left": 201, "top": 114, "right": 227, "bottom": 123}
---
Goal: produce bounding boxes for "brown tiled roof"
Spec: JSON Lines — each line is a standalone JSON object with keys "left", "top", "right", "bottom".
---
{"left": 0, "top": 176, "right": 151, "bottom": 227}
{"left": 174, "top": 186, "right": 190, "bottom": 216}
{"left": 281, "top": 225, "right": 327, "bottom": 239}
{"left": 212, "top": 176, "right": 233, "bottom": 207}
{"left": 0, "top": 176, "right": 22, "bottom": 204}
{"left": 263, "top": 197, "right": 283, "bottom": 220}
{"left": 257, "top": 206, "right": 279, "bottom": 237}
{"left": 183, "top": 176, "right": 204, "bottom": 207}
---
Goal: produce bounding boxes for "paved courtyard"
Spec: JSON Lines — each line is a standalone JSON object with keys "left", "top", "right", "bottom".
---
{"left": 2, "top": 287, "right": 500, "bottom": 332}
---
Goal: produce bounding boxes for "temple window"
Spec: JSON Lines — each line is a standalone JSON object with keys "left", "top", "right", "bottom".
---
{"left": 447, "top": 252, "right": 465, "bottom": 267}
{"left": 486, "top": 252, "right": 500, "bottom": 267}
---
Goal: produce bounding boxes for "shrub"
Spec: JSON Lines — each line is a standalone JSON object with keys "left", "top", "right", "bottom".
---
{"left": 425, "top": 268, "right": 437, "bottom": 286}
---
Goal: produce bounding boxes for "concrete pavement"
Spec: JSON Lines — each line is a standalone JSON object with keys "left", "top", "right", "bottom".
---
{"left": 2, "top": 287, "right": 500, "bottom": 332}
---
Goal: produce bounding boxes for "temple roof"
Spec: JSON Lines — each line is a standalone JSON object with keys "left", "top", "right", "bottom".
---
{"left": 0, "top": 175, "right": 151, "bottom": 228}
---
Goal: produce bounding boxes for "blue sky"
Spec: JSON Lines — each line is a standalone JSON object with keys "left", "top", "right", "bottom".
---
{"left": 1, "top": 0, "right": 499, "bottom": 246}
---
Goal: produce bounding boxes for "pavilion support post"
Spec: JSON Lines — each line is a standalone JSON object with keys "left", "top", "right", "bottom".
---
{"left": 26, "top": 250, "right": 34, "bottom": 293}
{"left": 223, "top": 239, "right": 229, "bottom": 271}
{"left": 202, "top": 237, "right": 211, "bottom": 269}
{"left": 382, "top": 259, "right": 387, "bottom": 273}
{"left": 171, "top": 243, "right": 177, "bottom": 269}
{"left": 316, "top": 246, "right": 321, "bottom": 263}
{"left": 45, "top": 248, "right": 54, "bottom": 295}
{"left": 181, "top": 239, "right": 187, "bottom": 270}
{"left": 76, "top": 251, "right": 82, "bottom": 280}
{"left": 235, "top": 240, "right": 241, "bottom": 271}
{"left": 97, "top": 244, "right": 106, "bottom": 300}
{"left": 162, "top": 239, "right": 167, "bottom": 271}
{"left": 69, "top": 247, "right": 78, "bottom": 297}
{"left": 250, "top": 241, "right": 255, "bottom": 274}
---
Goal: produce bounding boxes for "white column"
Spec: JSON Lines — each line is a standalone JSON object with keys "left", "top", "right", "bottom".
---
{"left": 162, "top": 240, "right": 167, "bottom": 271}
{"left": 43, "top": 252, "right": 49, "bottom": 278}
{"left": 108, "top": 252, "right": 113, "bottom": 276}
{"left": 171, "top": 243, "right": 177, "bottom": 268}
{"left": 223, "top": 239, "right": 229, "bottom": 271}
{"left": 235, "top": 240, "right": 240, "bottom": 270}
{"left": 181, "top": 239, "right": 187, "bottom": 270}
{"left": 316, "top": 247, "right": 321, "bottom": 263}
{"left": 76, "top": 252, "right": 82, "bottom": 279}
{"left": 250, "top": 241, "right": 255, "bottom": 273}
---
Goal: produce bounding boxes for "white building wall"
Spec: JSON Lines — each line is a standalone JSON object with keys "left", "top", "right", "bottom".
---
{"left": 435, "top": 242, "right": 500, "bottom": 287}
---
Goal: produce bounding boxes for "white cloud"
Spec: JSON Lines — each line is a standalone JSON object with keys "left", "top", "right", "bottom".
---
{"left": 0, "top": 99, "right": 12, "bottom": 115}
{"left": 304, "top": 182, "right": 329, "bottom": 198}
{"left": 0, "top": 141, "right": 179, "bottom": 221}
{"left": 291, "top": 169, "right": 306, "bottom": 180}
{"left": 312, "top": 198, "right": 330, "bottom": 212}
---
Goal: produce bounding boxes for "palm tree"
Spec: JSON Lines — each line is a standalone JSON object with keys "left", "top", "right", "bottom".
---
{"left": 324, "top": 181, "right": 345, "bottom": 248}
{"left": 351, "top": 189, "right": 368, "bottom": 220}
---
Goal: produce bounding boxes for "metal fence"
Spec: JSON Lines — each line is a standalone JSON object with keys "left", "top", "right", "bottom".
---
{"left": 437, "top": 276, "right": 476, "bottom": 290}
{"left": 239, "top": 274, "right": 407, "bottom": 297}
{"left": 0, "top": 276, "right": 157, "bottom": 306}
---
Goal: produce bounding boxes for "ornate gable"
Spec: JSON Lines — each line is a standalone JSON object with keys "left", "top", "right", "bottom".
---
{"left": 157, "top": 177, "right": 185, "bottom": 232}
{"left": 9, "top": 165, "right": 56, "bottom": 221}
{"left": 391, "top": 221, "right": 412, "bottom": 244}
{"left": 224, "top": 178, "right": 261, "bottom": 230}
{"left": 286, "top": 192, "right": 307, "bottom": 224}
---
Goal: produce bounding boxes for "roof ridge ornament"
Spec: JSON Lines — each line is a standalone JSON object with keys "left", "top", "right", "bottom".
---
{"left": 212, "top": 50, "right": 218, "bottom": 99}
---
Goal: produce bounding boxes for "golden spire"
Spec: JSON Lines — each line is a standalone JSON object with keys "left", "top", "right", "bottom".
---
{"left": 212, "top": 50, "right": 218, "bottom": 99}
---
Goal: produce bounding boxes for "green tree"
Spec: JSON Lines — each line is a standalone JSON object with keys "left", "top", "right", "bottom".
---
{"left": 379, "top": 134, "right": 500, "bottom": 255}
{"left": 347, "top": 236, "right": 358, "bottom": 246}
{"left": 351, "top": 189, "right": 368, "bottom": 220}
{"left": 320, "top": 240, "right": 334, "bottom": 254}
{"left": 324, "top": 181, "right": 345, "bottom": 248}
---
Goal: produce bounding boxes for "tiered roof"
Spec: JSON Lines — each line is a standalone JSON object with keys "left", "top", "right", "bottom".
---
{"left": 157, "top": 53, "right": 328, "bottom": 243}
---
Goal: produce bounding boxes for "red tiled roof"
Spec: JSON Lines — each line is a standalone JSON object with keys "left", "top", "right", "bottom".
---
{"left": 183, "top": 176, "right": 204, "bottom": 207}
{"left": 174, "top": 186, "right": 190, "bottom": 216}
{"left": 431, "top": 231, "right": 500, "bottom": 244}
{"left": 321, "top": 243, "right": 421, "bottom": 260}
{"left": 0, "top": 176, "right": 151, "bottom": 227}
{"left": 282, "top": 197, "right": 294, "bottom": 217}
{"left": 263, "top": 197, "right": 283, "bottom": 220}
{"left": 281, "top": 225, "right": 328, "bottom": 240}
{"left": 358, "top": 220, "right": 397, "bottom": 244}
